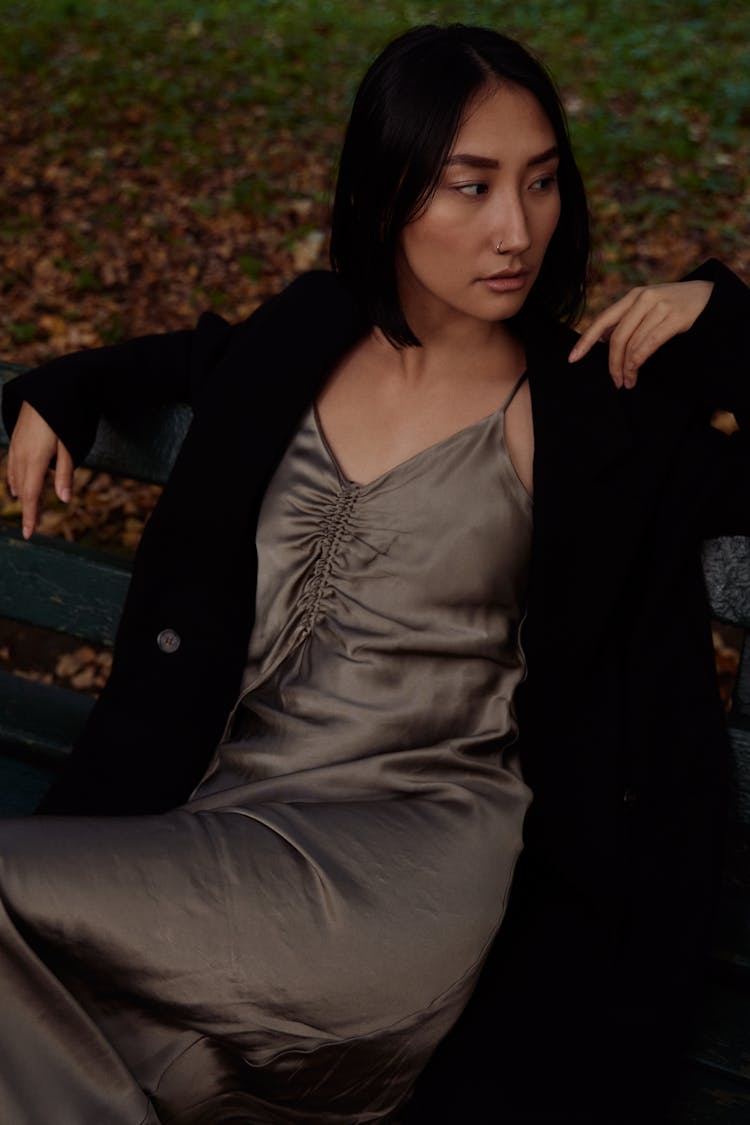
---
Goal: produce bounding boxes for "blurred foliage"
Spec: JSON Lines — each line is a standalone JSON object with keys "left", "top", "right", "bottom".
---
{"left": 2, "top": 1, "right": 748, "bottom": 173}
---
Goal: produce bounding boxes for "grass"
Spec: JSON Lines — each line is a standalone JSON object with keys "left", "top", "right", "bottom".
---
{"left": 2, "top": 0, "right": 748, "bottom": 197}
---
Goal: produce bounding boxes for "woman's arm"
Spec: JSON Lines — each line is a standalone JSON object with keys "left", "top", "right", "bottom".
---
{"left": 2, "top": 311, "right": 234, "bottom": 465}
{"left": 3, "top": 312, "right": 235, "bottom": 539}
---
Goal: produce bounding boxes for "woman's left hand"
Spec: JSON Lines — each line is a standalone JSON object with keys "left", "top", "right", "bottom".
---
{"left": 567, "top": 280, "right": 714, "bottom": 388}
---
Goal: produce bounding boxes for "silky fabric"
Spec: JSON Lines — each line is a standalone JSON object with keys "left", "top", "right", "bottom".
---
{"left": 0, "top": 377, "right": 531, "bottom": 1124}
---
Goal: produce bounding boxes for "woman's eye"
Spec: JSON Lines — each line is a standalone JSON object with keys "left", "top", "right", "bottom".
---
{"left": 530, "top": 174, "right": 558, "bottom": 191}
{"left": 456, "top": 182, "right": 489, "bottom": 197}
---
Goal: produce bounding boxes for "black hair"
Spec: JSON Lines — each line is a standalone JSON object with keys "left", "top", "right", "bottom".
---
{"left": 330, "top": 24, "right": 589, "bottom": 346}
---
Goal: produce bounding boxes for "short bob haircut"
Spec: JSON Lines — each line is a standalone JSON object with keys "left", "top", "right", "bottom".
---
{"left": 330, "top": 24, "right": 589, "bottom": 347}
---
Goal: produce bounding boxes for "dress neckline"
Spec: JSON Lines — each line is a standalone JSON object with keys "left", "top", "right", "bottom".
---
{"left": 313, "top": 370, "right": 529, "bottom": 492}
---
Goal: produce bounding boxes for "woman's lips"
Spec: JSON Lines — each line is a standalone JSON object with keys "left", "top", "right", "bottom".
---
{"left": 479, "top": 271, "right": 528, "bottom": 292}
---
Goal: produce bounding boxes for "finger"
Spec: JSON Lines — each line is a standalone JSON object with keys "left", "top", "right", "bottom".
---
{"left": 7, "top": 400, "right": 61, "bottom": 531}
{"left": 54, "top": 441, "right": 74, "bottom": 503}
{"left": 620, "top": 285, "right": 712, "bottom": 382}
{"left": 568, "top": 292, "right": 640, "bottom": 363}
{"left": 19, "top": 460, "right": 48, "bottom": 539}
{"left": 7, "top": 453, "right": 17, "bottom": 499}
{"left": 6, "top": 435, "right": 25, "bottom": 500}
{"left": 7, "top": 442, "right": 24, "bottom": 503}
{"left": 605, "top": 296, "right": 665, "bottom": 386}
{"left": 620, "top": 304, "right": 672, "bottom": 387}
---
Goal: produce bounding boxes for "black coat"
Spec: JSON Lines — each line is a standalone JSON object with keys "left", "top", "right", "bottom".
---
{"left": 4, "top": 259, "right": 750, "bottom": 1122}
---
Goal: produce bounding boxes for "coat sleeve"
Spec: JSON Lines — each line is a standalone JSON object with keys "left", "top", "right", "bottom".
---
{"left": 692, "top": 258, "right": 750, "bottom": 535}
{"left": 699, "top": 431, "right": 750, "bottom": 538}
{"left": 0, "top": 267, "right": 309, "bottom": 466}
{"left": 679, "top": 260, "right": 750, "bottom": 536}
{"left": 680, "top": 258, "right": 750, "bottom": 428}
{"left": 1, "top": 312, "right": 235, "bottom": 466}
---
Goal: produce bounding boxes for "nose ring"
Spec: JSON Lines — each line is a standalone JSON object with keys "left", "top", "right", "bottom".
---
{"left": 495, "top": 241, "right": 506, "bottom": 254}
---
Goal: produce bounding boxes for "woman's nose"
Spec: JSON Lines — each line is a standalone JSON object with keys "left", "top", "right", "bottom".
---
{"left": 491, "top": 194, "right": 531, "bottom": 255}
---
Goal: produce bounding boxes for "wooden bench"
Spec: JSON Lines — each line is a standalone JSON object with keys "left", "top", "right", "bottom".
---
{"left": 0, "top": 359, "right": 748, "bottom": 1121}
{"left": 0, "top": 359, "right": 192, "bottom": 811}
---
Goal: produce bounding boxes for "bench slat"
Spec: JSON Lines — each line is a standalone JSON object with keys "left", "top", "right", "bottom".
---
{"left": 0, "top": 753, "right": 59, "bottom": 816}
{"left": 0, "top": 667, "right": 91, "bottom": 758}
{"left": 0, "top": 528, "right": 131, "bottom": 643}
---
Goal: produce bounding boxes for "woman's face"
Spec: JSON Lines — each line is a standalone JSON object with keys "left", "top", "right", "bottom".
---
{"left": 397, "top": 81, "right": 561, "bottom": 330}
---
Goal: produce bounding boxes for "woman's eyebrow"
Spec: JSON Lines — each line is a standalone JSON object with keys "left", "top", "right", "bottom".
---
{"left": 528, "top": 145, "right": 559, "bottom": 167}
{"left": 445, "top": 145, "right": 559, "bottom": 169}
{"left": 445, "top": 153, "right": 499, "bottom": 169}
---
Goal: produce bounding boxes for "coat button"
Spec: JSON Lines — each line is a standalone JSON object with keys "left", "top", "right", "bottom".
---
{"left": 156, "top": 628, "right": 181, "bottom": 654}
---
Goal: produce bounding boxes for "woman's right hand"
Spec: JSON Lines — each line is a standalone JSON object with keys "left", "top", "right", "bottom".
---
{"left": 7, "top": 402, "right": 74, "bottom": 539}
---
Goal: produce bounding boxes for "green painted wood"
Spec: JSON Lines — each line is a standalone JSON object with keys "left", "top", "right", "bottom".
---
{"left": 0, "top": 752, "right": 58, "bottom": 816}
{"left": 0, "top": 361, "right": 190, "bottom": 484}
{"left": 0, "top": 527, "right": 132, "bottom": 643}
{"left": 0, "top": 668, "right": 92, "bottom": 758}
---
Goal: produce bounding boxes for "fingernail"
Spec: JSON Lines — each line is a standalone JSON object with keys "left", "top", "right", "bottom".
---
{"left": 61, "top": 487, "right": 71, "bottom": 503}
{"left": 568, "top": 346, "right": 580, "bottom": 361}
{"left": 22, "top": 524, "right": 32, "bottom": 539}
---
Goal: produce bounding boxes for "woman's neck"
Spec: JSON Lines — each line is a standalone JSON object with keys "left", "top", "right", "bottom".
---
{"left": 370, "top": 318, "right": 524, "bottom": 390}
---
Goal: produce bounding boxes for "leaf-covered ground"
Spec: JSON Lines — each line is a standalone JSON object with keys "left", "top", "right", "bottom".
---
{"left": 2, "top": 0, "right": 749, "bottom": 372}
{"left": 0, "top": 0, "right": 748, "bottom": 692}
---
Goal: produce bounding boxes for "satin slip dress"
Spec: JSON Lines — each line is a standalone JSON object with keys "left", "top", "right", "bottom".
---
{"left": 0, "top": 371, "right": 532, "bottom": 1125}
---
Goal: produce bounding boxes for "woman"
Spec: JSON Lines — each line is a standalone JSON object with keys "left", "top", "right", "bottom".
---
{"left": 2, "top": 23, "right": 748, "bottom": 1125}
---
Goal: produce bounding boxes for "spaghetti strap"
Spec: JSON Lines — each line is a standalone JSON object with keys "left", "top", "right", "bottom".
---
{"left": 499, "top": 370, "right": 528, "bottom": 413}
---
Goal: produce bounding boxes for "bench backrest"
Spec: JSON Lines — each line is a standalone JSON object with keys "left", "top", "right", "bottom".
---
{"left": 0, "top": 361, "right": 190, "bottom": 763}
